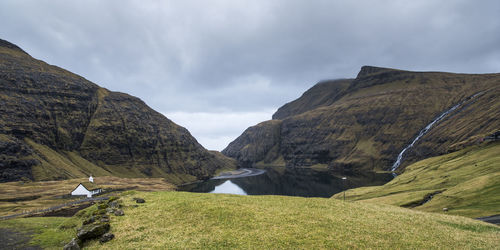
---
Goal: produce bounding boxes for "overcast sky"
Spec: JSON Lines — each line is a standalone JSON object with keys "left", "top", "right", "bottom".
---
{"left": 1, "top": 0, "right": 499, "bottom": 150}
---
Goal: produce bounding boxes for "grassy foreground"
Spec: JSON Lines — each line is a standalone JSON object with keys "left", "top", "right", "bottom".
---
{"left": 0, "top": 191, "right": 498, "bottom": 249}
{"left": 75, "top": 191, "right": 499, "bottom": 249}
{"left": 0, "top": 217, "right": 74, "bottom": 249}
{"left": 334, "top": 141, "right": 500, "bottom": 218}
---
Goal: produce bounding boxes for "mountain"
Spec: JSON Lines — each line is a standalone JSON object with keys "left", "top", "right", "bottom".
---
{"left": 0, "top": 39, "right": 235, "bottom": 184}
{"left": 223, "top": 66, "right": 500, "bottom": 172}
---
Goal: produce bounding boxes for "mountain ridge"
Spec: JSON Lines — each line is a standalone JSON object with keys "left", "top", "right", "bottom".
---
{"left": 0, "top": 39, "right": 28, "bottom": 55}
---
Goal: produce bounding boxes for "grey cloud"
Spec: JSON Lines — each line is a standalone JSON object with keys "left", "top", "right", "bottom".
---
{"left": 1, "top": 0, "right": 499, "bottom": 149}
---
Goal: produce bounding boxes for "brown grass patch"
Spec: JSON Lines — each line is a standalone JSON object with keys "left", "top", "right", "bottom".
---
{"left": 0, "top": 176, "right": 174, "bottom": 217}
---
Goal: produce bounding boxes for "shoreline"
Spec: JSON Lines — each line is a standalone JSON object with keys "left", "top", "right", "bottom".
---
{"left": 212, "top": 168, "right": 266, "bottom": 179}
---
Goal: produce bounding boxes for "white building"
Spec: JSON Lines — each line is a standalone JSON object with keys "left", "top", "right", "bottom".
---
{"left": 70, "top": 182, "right": 102, "bottom": 198}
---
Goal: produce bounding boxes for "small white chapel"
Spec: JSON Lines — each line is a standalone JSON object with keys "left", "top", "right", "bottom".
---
{"left": 70, "top": 175, "right": 102, "bottom": 198}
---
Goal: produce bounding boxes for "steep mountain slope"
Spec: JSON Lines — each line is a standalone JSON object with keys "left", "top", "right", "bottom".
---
{"left": 0, "top": 39, "right": 235, "bottom": 184}
{"left": 223, "top": 66, "right": 500, "bottom": 172}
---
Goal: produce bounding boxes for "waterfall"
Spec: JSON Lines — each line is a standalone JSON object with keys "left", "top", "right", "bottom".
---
{"left": 391, "top": 92, "right": 483, "bottom": 171}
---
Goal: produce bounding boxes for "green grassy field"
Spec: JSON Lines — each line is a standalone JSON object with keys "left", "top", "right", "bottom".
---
{"left": 82, "top": 191, "right": 499, "bottom": 249}
{"left": 0, "top": 217, "right": 74, "bottom": 249}
{"left": 334, "top": 141, "right": 500, "bottom": 218}
{"left": 1, "top": 191, "right": 499, "bottom": 249}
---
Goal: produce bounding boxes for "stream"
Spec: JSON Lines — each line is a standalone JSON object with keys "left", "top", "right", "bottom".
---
{"left": 391, "top": 92, "right": 483, "bottom": 171}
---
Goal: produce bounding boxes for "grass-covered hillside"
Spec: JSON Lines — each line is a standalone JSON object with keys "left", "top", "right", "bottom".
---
{"left": 334, "top": 141, "right": 500, "bottom": 218}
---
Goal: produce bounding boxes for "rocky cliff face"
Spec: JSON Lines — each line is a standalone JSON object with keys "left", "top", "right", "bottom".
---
{"left": 222, "top": 120, "right": 282, "bottom": 167}
{"left": 223, "top": 66, "right": 500, "bottom": 172}
{"left": 0, "top": 39, "right": 235, "bottom": 183}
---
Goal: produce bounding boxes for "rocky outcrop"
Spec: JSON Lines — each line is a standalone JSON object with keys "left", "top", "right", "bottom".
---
{"left": 224, "top": 66, "right": 500, "bottom": 172}
{"left": 63, "top": 238, "right": 80, "bottom": 250}
{"left": 65, "top": 197, "right": 123, "bottom": 248}
{"left": 76, "top": 222, "right": 110, "bottom": 241}
{"left": 0, "top": 39, "right": 235, "bottom": 183}
{"left": 99, "top": 233, "right": 115, "bottom": 243}
{"left": 0, "top": 136, "right": 39, "bottom": 181}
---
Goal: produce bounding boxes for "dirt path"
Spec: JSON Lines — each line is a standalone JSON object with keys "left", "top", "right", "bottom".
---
{"left": 0, "top": 228, "right": 41, "bottom": 250}
{"left": 0, "top": 196, "right": 107, "bottom": 221}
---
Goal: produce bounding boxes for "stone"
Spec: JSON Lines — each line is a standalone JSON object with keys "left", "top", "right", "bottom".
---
{"left": 134, "top": 198, "right": 145, "bottom": 203}
{"left": 109, "top": 201, "right": 121, "bottom": 208}
{"left": 82, "top": 216, "right": 94, "bottom": 225}
{"left": 63, "top": 238, "right": 80, "bottom": 250}
{"left": 100, "top": 218, "right": 110, "bottom": 223}
{"left": 92, "top": 208, "right": 106, "bottom": 216}
{"left": 77, "top": 223, "right": 110, "bottom": 241}
{"left": 100, "top": 233, "right": 115, "bottom": 243}
{"left": 114, "top": 209, "right": 124, "bottom": 216}
{"left": 97, "top": 203, "right": 109, "bottom": 210}
{"left": 106, "top": 207, "right": 115, "bottom": 213}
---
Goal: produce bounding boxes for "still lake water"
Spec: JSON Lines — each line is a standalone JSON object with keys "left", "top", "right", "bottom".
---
{"left": 179, "top": 168, "right": 394, "bottom": 198}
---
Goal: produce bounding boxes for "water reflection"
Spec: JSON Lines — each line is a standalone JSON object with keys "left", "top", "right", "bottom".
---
{"left": 179, "top": 167, "right": 393, "bottom": 198}
{"left": 211, "top": 180, "right": 247, "bottom": 195}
